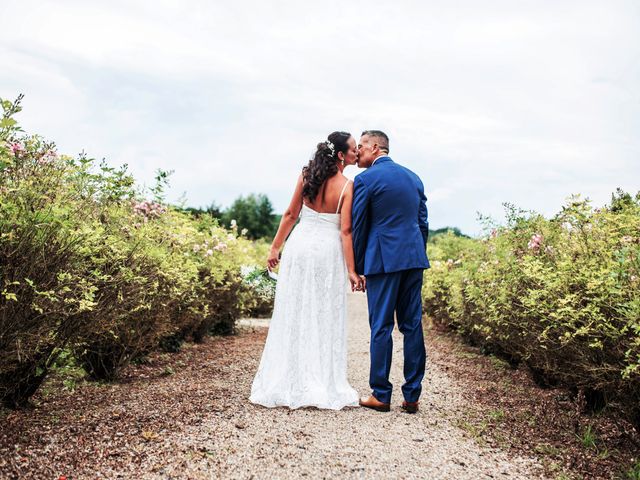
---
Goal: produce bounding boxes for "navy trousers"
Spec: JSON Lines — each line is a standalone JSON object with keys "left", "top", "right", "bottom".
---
{"left": 365, "top": 268, "right": 426, "bottom": 404}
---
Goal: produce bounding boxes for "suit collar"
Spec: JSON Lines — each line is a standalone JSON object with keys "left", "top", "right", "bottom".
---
{"left": 371, "top": 156, "right": 392, "bottom": 167}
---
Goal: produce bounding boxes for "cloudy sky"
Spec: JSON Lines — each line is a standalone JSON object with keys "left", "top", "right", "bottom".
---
{"left": 1, "top": 0, "right": 638, "bottom": 235}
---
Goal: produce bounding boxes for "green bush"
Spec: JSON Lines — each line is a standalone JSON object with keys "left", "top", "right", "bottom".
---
{"left": 423, "top": 193, "right": 640, "bottom": 422}
{"left": 0, "top": 96, "right": 272, "bottom": 403}
{"left": 0, "top": 98, "right": 116, "bottom": 403}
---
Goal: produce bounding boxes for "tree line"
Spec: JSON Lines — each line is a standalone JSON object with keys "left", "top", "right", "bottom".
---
{"left": 181, "top": 193, "right": 465, "bottom": 242}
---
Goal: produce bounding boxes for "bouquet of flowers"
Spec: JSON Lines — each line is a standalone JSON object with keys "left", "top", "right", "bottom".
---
{"left": 240, "top": 265, "right": 277, "bottom": 302}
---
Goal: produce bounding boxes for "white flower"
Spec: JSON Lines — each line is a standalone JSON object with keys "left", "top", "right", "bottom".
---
{"left": 241, "top": 265, "right": 255, "bottom": 277}
{"left": 326, "top": 141, "right": 335, "bottom": 156}
{"left": 205, "top": 249, "right": 213, "bottom": 256}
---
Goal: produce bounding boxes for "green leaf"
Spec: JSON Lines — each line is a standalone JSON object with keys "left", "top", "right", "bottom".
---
{"left": 0, "top": 117, "right": 17, "bottom": 128}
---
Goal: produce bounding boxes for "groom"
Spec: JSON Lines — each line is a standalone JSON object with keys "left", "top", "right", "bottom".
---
{"left": 352, "top": 130, "right": 430, "bottom": 413}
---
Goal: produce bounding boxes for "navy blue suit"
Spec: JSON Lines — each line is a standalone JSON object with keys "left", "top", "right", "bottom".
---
{"left": 352, "top": 156, "right": 429, "bottom": 404}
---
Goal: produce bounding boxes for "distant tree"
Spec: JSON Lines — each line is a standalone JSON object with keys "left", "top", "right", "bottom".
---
{"left": 178, "top": 202, "right": 223, "bottom": 220}
{"left": 203, "top": 202, "right": 224, "bottom": 219}
{"left": 609, "top": 188, "right": 640, "bottom": 213}
{"left": 221, "top": 193, "right": 278, "bottom": 240}
{"left": 428, "top": 227, "right": 469, "bottom": 241}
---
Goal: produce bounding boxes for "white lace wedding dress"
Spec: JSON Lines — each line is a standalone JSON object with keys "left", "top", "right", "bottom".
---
{"left": 249, "top": 184, "right": 359, "bottom": 410}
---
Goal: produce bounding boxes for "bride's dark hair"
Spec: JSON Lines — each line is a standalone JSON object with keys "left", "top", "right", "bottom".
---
{"left": 302, "top": 131, "right": 351, "bottom": 203}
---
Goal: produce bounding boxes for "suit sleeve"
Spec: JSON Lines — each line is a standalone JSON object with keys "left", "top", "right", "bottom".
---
{"left": 351, "top": 175, "right": 371, "bottom": 276}
{"left": 417, "top": 177, "right": 429, "bottom": 247}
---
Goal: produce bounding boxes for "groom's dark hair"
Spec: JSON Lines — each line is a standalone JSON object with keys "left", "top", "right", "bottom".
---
{"left": 361, "top": 130, "right": 389, "bottom": 153}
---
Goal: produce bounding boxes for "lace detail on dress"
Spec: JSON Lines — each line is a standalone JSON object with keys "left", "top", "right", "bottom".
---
{"left": 249, "top": 204, "right": 359, "bottom": 410}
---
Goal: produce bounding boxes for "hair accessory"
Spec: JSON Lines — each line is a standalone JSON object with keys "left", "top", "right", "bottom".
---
{"left": 326, "top": 141, "right": 335, "bottom": 156}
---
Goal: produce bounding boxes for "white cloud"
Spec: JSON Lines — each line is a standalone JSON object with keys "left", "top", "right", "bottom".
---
{"left": 1, "top": 0, "right": 638, "bottom": 235}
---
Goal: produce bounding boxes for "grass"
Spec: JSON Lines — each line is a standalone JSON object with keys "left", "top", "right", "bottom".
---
{"left": 626, "top": 460, "right": 640, "bottom": 480}
{"left": 454, "top": 350, "right": 480, "bottom": 360}
{"left": 534, "top": 443, "right": 564, "bottom": 457}
{"left": 488, "top": 409, "right": 505, "bottom": 422}
{"left": 554, "top": 473, "right": 572, "bottom": 480}
{"left": 489, "top": 355, "right": 511, "bottom": 370}
{"left": 456, "top": 418, "right": 488, "bottom": 444}
{"left": 576, "top": 424, "right": 597, "bottom": 450}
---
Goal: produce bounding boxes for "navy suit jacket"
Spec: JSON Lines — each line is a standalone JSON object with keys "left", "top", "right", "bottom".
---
{"left": 352, "top": 157, "right": 430, "bottom": 276}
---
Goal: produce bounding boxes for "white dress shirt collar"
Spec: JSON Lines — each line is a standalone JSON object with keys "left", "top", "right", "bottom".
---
{"left": 371, "top": 154, "right": 388, "bottom": 166}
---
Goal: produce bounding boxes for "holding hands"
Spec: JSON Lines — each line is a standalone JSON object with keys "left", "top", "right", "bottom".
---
{"left": 349, "top": 271, "right": 366, "bottom": 292}
{"left": 270, "top": 248, "right": 365, "bottom": 293}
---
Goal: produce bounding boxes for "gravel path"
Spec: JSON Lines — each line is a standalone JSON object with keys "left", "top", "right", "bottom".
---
{"left": 158, "top": 292, "right": 547, "bottom": 479}
{"left": 1, "top": 293, "right": 550, "bottom": 479}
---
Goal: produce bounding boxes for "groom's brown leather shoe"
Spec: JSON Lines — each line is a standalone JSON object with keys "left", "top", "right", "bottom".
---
{"left": 401, "top": 400, "right": 419, "bottom": 414}
{"left": 359, "top": 395, "right": 390, "bottom": 412}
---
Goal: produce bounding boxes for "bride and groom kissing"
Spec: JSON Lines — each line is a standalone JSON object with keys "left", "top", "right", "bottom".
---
{"left": 250, "top": 130, "right": 429, "bottom": 414}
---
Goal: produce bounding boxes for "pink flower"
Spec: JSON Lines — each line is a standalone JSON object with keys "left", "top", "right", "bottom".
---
{"left": 10, "top": 142, "right": 25, "bottom": 155}
{"left": 37, "top": 150, "right": 57, "bottom": 165}
{"left": 527, "top": 233, "right": 543, "bottom": 251}
{"left": 214, "top": 243, "right": 227, "bottom": 252}
{"left": 133, "top": 200, "right": 166, "bottom": 219}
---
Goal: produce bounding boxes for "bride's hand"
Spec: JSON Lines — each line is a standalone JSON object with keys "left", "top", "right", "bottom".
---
{"left": 348, "top": 271, "right": 363, "bottom": 292}
{"left": 267, "top": 247, "right": 281, "bottom": 271}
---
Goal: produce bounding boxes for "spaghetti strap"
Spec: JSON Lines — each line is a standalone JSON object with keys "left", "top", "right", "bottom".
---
{"left": 335, "top": 179, "right": 351, "bottom": 214}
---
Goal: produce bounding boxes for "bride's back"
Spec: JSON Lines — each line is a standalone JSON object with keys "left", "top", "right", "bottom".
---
{"left": 303, "top": 173, "right": 349, "bottom": 214}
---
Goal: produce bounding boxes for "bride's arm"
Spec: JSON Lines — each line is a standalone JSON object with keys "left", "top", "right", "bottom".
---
{"left": 339, "top": 183, "right": 363, "bottom": 291}
{"left": 267, "top": 174, "right": 304, "bottom": 270}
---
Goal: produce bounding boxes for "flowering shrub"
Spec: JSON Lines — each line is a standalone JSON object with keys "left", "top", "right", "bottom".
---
{"left": 0, "top": 96, "right": 272, "bottom": 403}
{"left": 423, "top": 194, "right": 640, "bottom": 422}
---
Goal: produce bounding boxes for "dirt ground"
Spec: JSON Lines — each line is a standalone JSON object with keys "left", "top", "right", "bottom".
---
{"left": 1, "top": 293, "right": 637, "bottom": 479}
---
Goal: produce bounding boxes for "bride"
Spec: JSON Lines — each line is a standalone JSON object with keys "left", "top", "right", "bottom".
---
{"left": 249, "top": 131, "right": 363, "bottom": 410}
